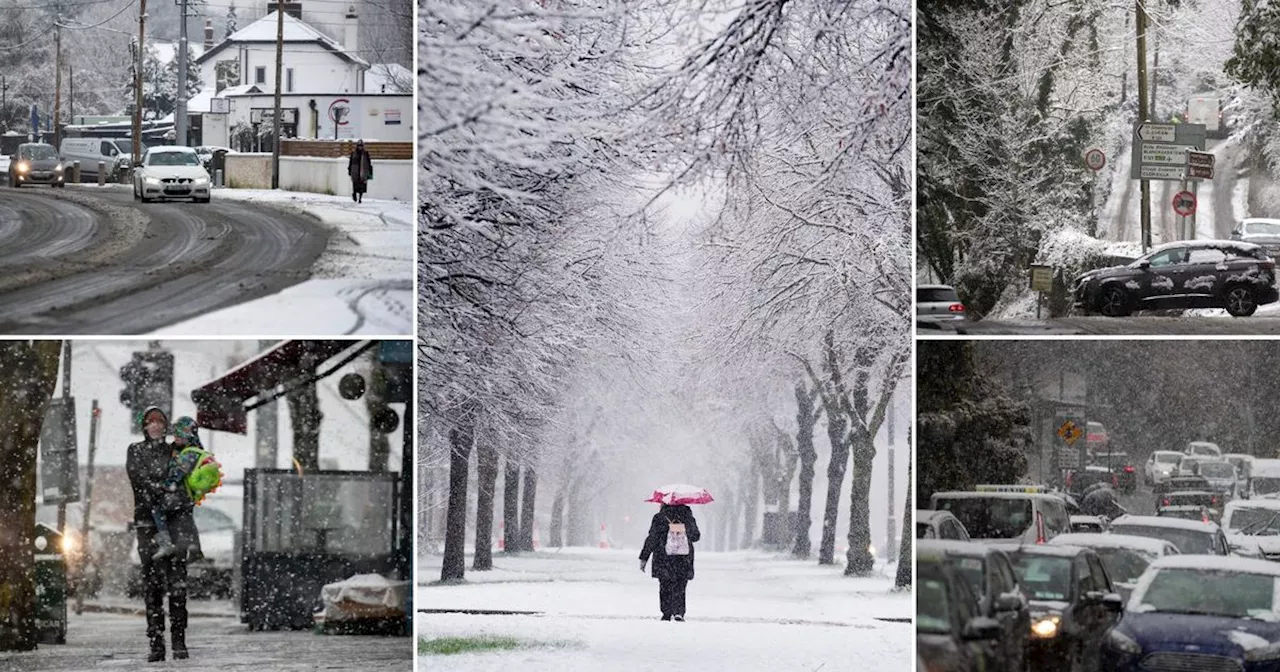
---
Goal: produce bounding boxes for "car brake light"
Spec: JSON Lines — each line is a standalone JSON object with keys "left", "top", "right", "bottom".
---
{"left": 1066, "top": 472, "right": 1073, "bottom": 487}
{"left": 1162, "top": 498, "right": 1170, "bottom": 506}
{"left": 949, "top": 303, "right": 965, "bottom": 312}
{"left": 1212, "top": 496, "right": 1219, "bottom": 505}
{"left": 1112, "top": 475, "right": 1118, "bottom": 487}
{"left": 1036, "top": 512, "right": 1046, "bottom": 544}
{"left": 1124, "top": 466, "right": 1135, "bottom": 473}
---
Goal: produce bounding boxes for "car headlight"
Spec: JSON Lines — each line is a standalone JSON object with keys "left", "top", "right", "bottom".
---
{"left": 1108, "top": 629, "right": 1142, "bottom": 654}
{"left": 1031, "top": 615, "right": 1061, "bottom": 638}
{"left": 195, "top": 175, "right": 210, "bottom": 184}
{"left": 61, "top": 534, "right": 77, "bottom": 555}
{"left": 144, "top": 176, "right": 160, "bottom": 185}
{"left": 17, "top": 162, "right": 29, "bottom": 173}
{"left": 54, "top": 164, "right": 63, "bottom": 173}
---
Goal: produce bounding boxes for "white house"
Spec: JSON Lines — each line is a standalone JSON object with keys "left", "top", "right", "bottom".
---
{"left": 194, "top": 6, "right": 369, "bottom": 102}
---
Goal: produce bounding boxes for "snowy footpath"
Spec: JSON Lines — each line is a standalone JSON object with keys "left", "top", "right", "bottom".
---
{"left": 417, "top": 548, "right": 911, "bottom": 671}
{"left": 0, "top": 611, "right": 411, "bottom": 671}
{"left": 153, "top": 188, "right": 412, "bottom": 335}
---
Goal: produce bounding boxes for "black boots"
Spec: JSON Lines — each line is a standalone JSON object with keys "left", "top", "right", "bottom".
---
{"left": 147, "top": 636, "right": 165, "bottom": 662}
{"left": 172, "top": 631, "right": 188, "bottom": 660}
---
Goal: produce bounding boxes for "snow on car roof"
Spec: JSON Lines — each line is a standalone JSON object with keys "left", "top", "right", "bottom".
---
{"left": 1048, "top": 533, "right": 1173, "bottom": 554}
{"left": 1111, "top": 515, "right": 1220, "bottom": 532}
{"left": 916, "top": 539, "right": 996, "bottom": 558}
{"left": 933, "top": 491, "right": 1062, "bottom": 501}
{"left": 1148, "top": 554, "right": 1280, "bottom": 576}
{"left": 916, "top": 510, "right": 956, "bottom": 525}
{"left": 1152, "top": 240, "right": 1261, "bottom": 252}
{"left": 1225, "top": 499, "right": 1280, "bottom": 512}
{"left": 1252, "top": 460, "right": 1280, "bottom": 477}
{"left": 1153, "top": 450, "right": 1184, "bottom": 456}
{"left": 148, "top": 146, "right": 198, "bottom": 153}
{"left": 917, "top": 284, "right": 954, "bottom": 290}
{"left": 1004, "top": 544, "right": 1092, "bottom": 558}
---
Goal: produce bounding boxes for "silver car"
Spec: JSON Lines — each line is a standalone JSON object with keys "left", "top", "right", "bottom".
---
{"left": 917, "top": 284, "right": 967, "bottom": 323}
{"left": 1231, "top": 218, "right": 1280, "bottom": 258}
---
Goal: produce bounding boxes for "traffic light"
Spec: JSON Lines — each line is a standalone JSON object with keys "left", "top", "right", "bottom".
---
{"left": 118, "top": 349, "right": 175, "bottom": 433}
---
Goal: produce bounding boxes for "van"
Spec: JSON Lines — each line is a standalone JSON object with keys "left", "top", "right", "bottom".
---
{"left": 1248, "top": 459, "right": 1280, "bottom": 500}
{"left": 929, "top": 485, "right": 1072, "bottom": 543}
{"left": 59, "top": 137, "right": 144, "bottom": 182}
{"left": 1186, "top": 441, "right": 1222, "bottom": 457}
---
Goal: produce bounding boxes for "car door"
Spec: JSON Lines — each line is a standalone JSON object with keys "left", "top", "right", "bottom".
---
{"left": 1177, "top": 247, "right": 1228, "bottom": 304}
{"left": 1140, "top": 247, "right": 1188, "bottom": 306}
{"left": 990, "top": 554, "right": 1027, "bottom": 672}
{"left": 1070, "top": 555, "right": 1101, "bottom": 658}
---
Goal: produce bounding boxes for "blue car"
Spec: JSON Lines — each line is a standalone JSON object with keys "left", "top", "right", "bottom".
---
{"left": 1103, "top": 555, "right": 1280, "bottom": 671}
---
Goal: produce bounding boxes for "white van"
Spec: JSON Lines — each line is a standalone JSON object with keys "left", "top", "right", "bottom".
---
{"left": 1249, "top": 459, "right": 1280, "bottom": 500}
{"left": 929, "top": 484, "right": 1072, "bottom": 544}
{"left": 59, "top": 137, "right": 142, "bottom": 181}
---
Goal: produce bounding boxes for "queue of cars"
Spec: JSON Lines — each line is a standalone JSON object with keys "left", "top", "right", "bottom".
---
{"left": 917, "top": 481, "right": 1280, "bottom": 672}
{"left": 3, "top": 137, "right": 215, "bottom": 203}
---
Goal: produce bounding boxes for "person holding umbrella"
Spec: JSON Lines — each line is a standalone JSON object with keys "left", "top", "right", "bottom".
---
{"left": 639, "top": 484, "right": 711, "bottom": 621}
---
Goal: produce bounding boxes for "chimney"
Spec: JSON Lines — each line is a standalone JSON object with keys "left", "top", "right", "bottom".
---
{"left": 204, "top": 19, "right": 214, "bottom": 49}
{"left": 266, "top": 2, "right": 302, "bottom": 19}
{"left": 344, "top": 6, "right": 357, "bottom": 56}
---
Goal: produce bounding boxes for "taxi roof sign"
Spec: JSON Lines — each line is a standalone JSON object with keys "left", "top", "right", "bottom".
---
{"left": 975, "top": 484, "right": 1046, "bottom": 493}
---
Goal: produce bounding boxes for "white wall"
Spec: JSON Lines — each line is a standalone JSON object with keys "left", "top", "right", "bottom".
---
{"left": 278, "top": 156, "right": 411, "bottom": 201}
{"left": 224, "top": 94, "right": 411, "bottom": 142}
{"left": 200, "top": 42, "right": 363, "bottom": 97}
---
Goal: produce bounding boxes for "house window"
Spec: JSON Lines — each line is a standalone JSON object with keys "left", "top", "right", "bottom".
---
{"left": 286, "top": 68, "right": 294, "bottom": 93}
{"left": 255, "top": 66, "right": 266, "bottom": 85}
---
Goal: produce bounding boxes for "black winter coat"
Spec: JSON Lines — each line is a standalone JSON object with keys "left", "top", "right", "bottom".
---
{"left": 640, "top": 504, "right": 701, "bottom": 581}
{"left": 126, "top": 437, "right": 200, "bottom": 549}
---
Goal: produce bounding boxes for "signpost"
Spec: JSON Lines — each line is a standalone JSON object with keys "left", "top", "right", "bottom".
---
{"left": 1172, "top": 191, "right": 1196, "bottom": 217}
{"left": 1084, "top": 148, "right": 1106, "bottom": 171}
{"left": 1132, "top": 122, "right": 1207, "bottom": 250}
{"left": 1030, "top": 264, "right": 1053, "bottom": 319}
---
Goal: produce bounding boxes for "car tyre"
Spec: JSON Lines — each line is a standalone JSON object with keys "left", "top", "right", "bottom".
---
{"left": 1098, "top": 285, "right": 1132, "bottom": 317}
{"left": 1225, "top": 284, "right": 1258, "bottom": 317}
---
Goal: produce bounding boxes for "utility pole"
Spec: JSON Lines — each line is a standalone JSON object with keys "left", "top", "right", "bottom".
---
{"left": 1, "top": 76, "right": 7, "bottom": 131}
{"left": 53, "top": 1, "right": 62, "bottom": 149}
{"left": 176, "top": 0, "right": 189, "bottom": 146}
{"left": 1137, "top": 0, "right": 1152, "bottom": 252}
{"left": 68, "top": 66, "right": 73, "bottom": 125}
{"left": 74, "top": 400, "right": 100, "bottom": 616}
{"left": 56, "top": 341, "right": 72, "bottom": 538}
{"left": 886, "top": 389, "right": 896, "bottom": 563}
{"left": 132, "top": 0, "right": 148, "bottom": 169}
{"left": 270, "top": 4, "right": 283, "bottom": 188}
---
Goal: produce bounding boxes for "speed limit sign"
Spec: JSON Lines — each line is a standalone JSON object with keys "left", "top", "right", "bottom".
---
{"left": 1084, "top": 148, "right": 1106, "bottom": 171}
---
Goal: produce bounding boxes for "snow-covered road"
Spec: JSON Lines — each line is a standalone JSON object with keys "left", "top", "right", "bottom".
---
{"left": 417, "top": 548, "right": 910, "bottom": 671}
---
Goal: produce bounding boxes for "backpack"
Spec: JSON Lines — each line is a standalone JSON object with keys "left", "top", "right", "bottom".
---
{"left": 665, "top": 519, "right": 690, "bottom": 556}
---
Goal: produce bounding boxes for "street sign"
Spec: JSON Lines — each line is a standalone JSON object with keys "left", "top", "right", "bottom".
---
{"left": 1132, "top": 122, "right": 1206, "bottom": 182}
{"left": 1084, "top": 148, "right": 1106, "bottom": 171}
{"left": 1188, "top": 165, "right": 1214, "bottom": 180}
{"left": 1173, "top": 190, "right": 1197, "bottom": 217}
{"left": 1030, "top": 265, "right": 1053, "bottom": 292}
{"left": 1057, "top": 420, "right": 1084, "bottom": 446}
{"left": 1137, "top": 122, "right": 1177, "bottom": 142}
{"left": 1187, "top": 151, "right": 1215, "bottom": 168}
{"left": 39, "top": 398, "right": 80, "bottom": 505}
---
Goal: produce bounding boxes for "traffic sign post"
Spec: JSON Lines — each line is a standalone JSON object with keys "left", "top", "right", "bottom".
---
{"left": 1029, "top": 264, "right": 1053, "bottom": 319}
{"left": 1132, "top": 122, "right": 1207, "bottom": 252}
{"left": 1084, "top": 148, "right": 1106, "bottom": 171}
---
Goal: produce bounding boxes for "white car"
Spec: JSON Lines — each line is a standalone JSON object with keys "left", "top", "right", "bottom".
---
{"left": 916, "top": 284, "right": 967, "bottom": 323}
{"left": 1185, "top": 441, "right": 1222, "bottom": 457}
{"left": 1145, "top": 450, "right": 1183, "bottom": 485}
{"left": 132, "top": 146, "right": 211, "bottom": 203}
{"left": 915, "top": 510, "right": 971, "bottom": 541}
{"left": 1221, "top": 499, "right": 1280, "bottom": 559}
{"left": 1048, "top": 533, "right": 1179, "bottom": 601}
{"left": 1175, "top": 454, "right": 1213, "bottom": 477}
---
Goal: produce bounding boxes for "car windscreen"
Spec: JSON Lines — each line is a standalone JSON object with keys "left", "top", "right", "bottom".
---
{"left": 917, "top": 574, "right": 952, "bottom": 635}
{"left": 916, "top": 522, "right": 934, "bottom": 539}
{"left": 1010, "top": 554, "right": 1072, "bottom": 601}
{"left": 918, "top": 287, "right": 959, "bottom": 303}
{"left": 1254, "top": 478, "right": 1280, "bottom": 497}
{"left": 1094, "top": 547, "right": 1154, "bottom": 584}
{"left": 1246, "top": 222, "right": 1280, "bottom": 236}
{"left": 949, "top": 556, "right": 986, "bottom": 600}
{"left": 934, "top": 497, "right": 1033, "bottom": 539}
{"left": 24, "top": 145, "right": 57, "bottom": 160}
{"left": 1111, "top": 524, "right": 1215, "bottom": 554}
{"left": 1201, "top": 463, "right": 1235, "bottom": 478}
{"left": 1228, "top": 508, "right": 1280, "bottom": 536}
{"left": 1154, "top": 453, "right": 1182, "bottom": 464}
{"left": 1135, "top": 568, "right": 1277, "bottom": 620}
{"left": 149, "top": 151, "right": 200, "bottom": 166}
{"left": 1167, "top": 492, "right": 1216, "bottom": 507}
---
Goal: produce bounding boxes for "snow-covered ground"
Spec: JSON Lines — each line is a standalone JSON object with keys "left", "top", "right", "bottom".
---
{"left": 417, "top": 548, "right": 910, "bottom": 671}
{"left": 155, "top": 188, "right": 412, "bottom": 335}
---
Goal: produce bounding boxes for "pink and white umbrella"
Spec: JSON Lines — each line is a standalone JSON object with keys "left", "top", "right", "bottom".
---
{"left": 645, "top": 484, "right": 714, "bottom": 505}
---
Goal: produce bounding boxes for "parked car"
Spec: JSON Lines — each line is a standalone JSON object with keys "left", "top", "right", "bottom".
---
{"left": 1005, "top": 545, "right": 1124, "bottom": 672}
{"left": 1109, "top": 515, "right": 1231, "bottom": 556}
{"left": 1048, "top": 533, "right": 1179, "bottom": 602}
{"left": 919, "top": 540, "right": 1030, "bottom": 672}
{"left": 1102, "top": 556, "right": 1280, "bottom": 672}
{"left": 132, "top": 146, "right": 211, "bottom": 203}
{"left": 1071, "top": 240, "right": 1279, "bottom": 317}
{"left": 918, "top": 547, "right": 1003, "bottom": 672}
{"left": 1144, "top": 450, "right": 1184, "bottom": 486}
{"left": 1231, "top": 217, "right": 1280, "bottom": 259}
{"left": 917, "top": 510, "right": 972, "bottom": 541}
{"left": 917, "top": 284, "right": 968, "bottom": 323}
{"left": 9, "top": 143, "right": 65, "bottom": 187}
{"left": 127, "top": 498, "right": 238, "bottom": 600}
{"left": 60, "top": 136, "right": 139, "bottom": 182}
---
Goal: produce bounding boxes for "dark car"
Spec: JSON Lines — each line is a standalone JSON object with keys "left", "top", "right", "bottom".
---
{"left": 9, "top": 142, "right": 65, "bottom": 188}
{"left": 919, "top": 540, "right": 1031, "bottom": 672}
{"left": 1157, "top": 504, "right": 1218, "bottom": 524}
{"left": 1090, "top": 452, "right": 1136, "bottom": 494}
{"left": 1158, "top": 490, "right": 1223, "bottom": 513}
{"left": 1154, "top": 475, "right": 1213, "bottom": 508}
{"left": 1005, "top": 545, "right": 1124, "bottom": 672}
{"left": 1232, "top": 218, "right": 1280, "bottom": 259}
{"left": 1072, "top": 240, "right": 1279, "bottom": 317}
{"left": 918, "top": 547, "right": 1003, "bottom": 672}
{"left": 1067, "top": 466, "right": 1118, "bottom": 497}
{"left": 1102, "top": 556, "right": 1280, "bottom": 672}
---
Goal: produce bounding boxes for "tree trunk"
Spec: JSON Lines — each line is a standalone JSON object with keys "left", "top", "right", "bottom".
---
{"left": 0, "top": 341, "right": 61, "bottom": 652}
{"left": 286, "top": 352, "right": 323, "bottom": 471}
{"left": 819, "top": 417, "right": 850, "bottom": 565}
{"left": 519, "top": 459, "right": 538, "bottom": 552}
{"left": 726, "top": 488, "right": 739, "bottom": 551}
{"left": 844, "top": 435, "right": 876, "bottom": 575}
{"left": 743, "top": 462, "right": 760, "bottom": 548}
{"left": 548, "top": 489, "right": 565, "bottom": 549}
{"left": 502, "top": 458, "right": 520, "bottom": 553}
{"left": 566, "top": 485, "right": 587, "bottom": 547}
{"left": 895, "top": 449, "right": 912, "bottom": 590}
{"left": 793, "top": 382, "right": 820, "bottom": 558}
{"left": 472, "top": 439, "right": 498, "bottom": 571}
{"left": 440, "top": 422, "right": 474, "bottom": 582}
{"left": 366, "top": 351, "right": 390, "bottom": 472}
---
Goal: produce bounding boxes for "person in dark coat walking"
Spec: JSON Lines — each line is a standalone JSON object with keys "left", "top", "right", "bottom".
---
{"left": 126, "top": 406, "right": 201, "bottom": 662}
{"left": 639, "top": 503, "right": 701, "bottom": 621}
{"left": 348, "top": 139, "right": 373, "bottom": 203}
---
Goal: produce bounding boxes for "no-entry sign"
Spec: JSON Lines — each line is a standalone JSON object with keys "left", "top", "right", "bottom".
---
{"left": 1172, "top": 190, "right": 1197, "bottom": 217}
{"left": 1084, "top": 148, "right": 1106, "bottom": 171}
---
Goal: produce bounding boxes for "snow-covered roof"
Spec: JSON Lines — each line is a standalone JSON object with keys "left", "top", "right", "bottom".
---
{"left": 916, "top": 510, "right": 958, "bottom": 525}
{"left": 1004, "top": 545, "right": 1090, "bottom": 558}
{"left": 1225, "top": 499, "right": 1280, "bottom": 513}
{"left": 916, "top": 539, "right": 989, "bottom": 558}
{"left": 196, "top": 11, "right": 368, "bottom": 68}
{"left": 148, "top": 146, "right": 198, "bottom": 154}
{"left": 1111, "top": 515, "right": 1221, "bottom": 533}
{"left": 366, "top": 63, "right": 410, "bottom": 93}
{"left": 1049, "top": 533, "right": 1176, "bottom": 555}
{"left": 1148, "top": 554, "right": 1280, "bottom": 576}
{"left": 1253, "top": 459, "right": 1280, "bottom": 477}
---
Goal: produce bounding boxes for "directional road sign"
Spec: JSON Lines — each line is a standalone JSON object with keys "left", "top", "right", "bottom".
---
{"left": 1132, "top": 122, "right": 1206, "bottom": 182}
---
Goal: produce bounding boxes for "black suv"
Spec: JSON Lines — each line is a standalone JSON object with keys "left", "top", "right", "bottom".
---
{"left": 1153, "top": 475, "right": 1212, "bottom": 509}
{"left": 1072, "top": 240, "right": 1278, "bottom": 317}
{"left": 918, "top": 548, "right": 1003, "bottom": 672}
{"left": 919, "top": 540, "right": 1030, "bottom": 672}
{"left": 1090, "top": 452, "right": 1136, "bottom": 494}
{"left": 1005, "top": 546, "right": 1124, "bottom": 672}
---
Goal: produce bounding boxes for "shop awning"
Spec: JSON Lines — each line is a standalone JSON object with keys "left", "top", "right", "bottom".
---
{"left": 192, "top": 340, "right": 372, "bottom": 434}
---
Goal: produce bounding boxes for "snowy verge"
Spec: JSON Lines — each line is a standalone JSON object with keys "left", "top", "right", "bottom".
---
{"left": 151, "top": 278, "right": 412, "bottom": 335}
{"left": 987, "top": 227, "right": 1140, "bottom": 320}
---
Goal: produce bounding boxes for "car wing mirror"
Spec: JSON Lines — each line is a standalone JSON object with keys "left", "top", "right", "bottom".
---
{"left": 962, "top": 616, "right": 1003, "bottom": 641}
{"left": 1102, "top": 593, "right": 1125, "bottom": 612}
{"left": 1137, "top": 259, "right": 1151, "bottom": 270}
{"left": 994, "top": 592, "right": 1024, "bottom": 613}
